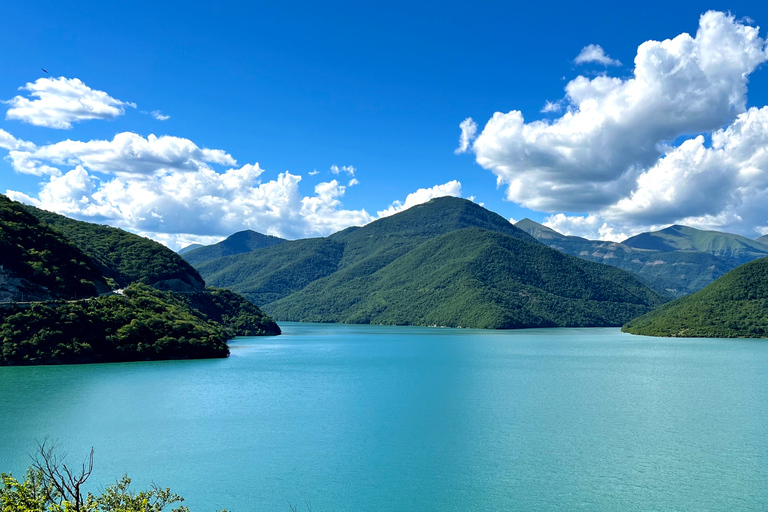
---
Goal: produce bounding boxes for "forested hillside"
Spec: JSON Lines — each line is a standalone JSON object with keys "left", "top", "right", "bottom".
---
{"left": 1, "top": 195, "right": 281, "bottom": 365}
{"left": 622, "top": 257, "right": 768, "bottom": 338}
{"left": 194, "top": 198, "right": 664, "bottom": 329}
{"left": 21, "top": 200, "right": 205, "bottom": 291}
{"left": 0, "top": 195, "right": 108, "bottom": 301}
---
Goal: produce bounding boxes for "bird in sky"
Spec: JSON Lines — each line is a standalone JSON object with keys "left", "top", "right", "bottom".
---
{"left": 41, "top": 68, "right": 48, "bottom": 73}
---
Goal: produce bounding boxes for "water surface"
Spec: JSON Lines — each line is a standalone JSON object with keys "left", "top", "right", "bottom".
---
{"left": 2, "top": 323, "right": 767, "bottom": 511}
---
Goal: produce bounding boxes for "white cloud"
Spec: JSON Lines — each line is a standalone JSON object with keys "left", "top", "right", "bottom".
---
{"left": 151, "top": 110, "right": 170, "bottom": 121}
{"left": 0, "top": 129, "right": 35, "bottom": 151}
{"left": 348, "top": 178, "right": 359, "bottom": 186}
{"left": 540, "top": 100, "right": 563, "bottom": 113}
{"left": 574, "top": 44, "right": 622, "bottom": 66}
{"left": 544, "top": 213, "right": 630, "bottom": 242}
{"left": 542, "top": 106, "right": 768, "bottom": 240}
{"left": 469, "top": 11, "right": 768, "bottom": 238}
{"left": 454, "top": 117, "right": 477, "bottom": 154}
{"left": 4, "top": 77, "right": 136, "bottom": 129}
{"left": 330, "top": 164, "right": 355, "bottom": 176}
{"left": 8, "top": 132, "right": 236, "bottom": 177}
{"left": 308, "top": 169, "right": 320, "bottom": 176}
{"left": 377, "top": 180, "right": 463, "bottom": 217}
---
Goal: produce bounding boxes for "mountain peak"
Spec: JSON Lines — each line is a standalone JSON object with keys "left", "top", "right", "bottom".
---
{"left": 182, "top": 230, "right": 285, "bottom": 266}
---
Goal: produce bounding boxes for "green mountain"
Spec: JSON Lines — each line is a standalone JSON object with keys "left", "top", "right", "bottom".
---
{"left": 622, "top": 257, "right": 768, "bottom": 338}
{"left": 178, "top": 243, "right": 204, "bottom": 254}
{"left": 1, "top": 195, "right": 280, "bottom": 365}
{"left": 516, "top": 218, "right": 751, "bottom": 297}
{"left": 21, "top": 202, "right": 205, "bottom": 292}
{"left": 267, "top": 228, "right": 664, "bottom": 328}
{"left": 196, "top": 197, "right": 664, "bottom": 329}
{"left": 622, "top": 225, "right": 768, "bottom": 263}
{"left": 755, "top": 234, "right": 768, "bottom": 245}
{"left": 0, "top": 195, "right": 108, "bottom": 301}
{"left": 182, "top": 230, "right": 285, "bottom": 266}
{"left": 0, "top": 283, "right": 279, "bottom": 365}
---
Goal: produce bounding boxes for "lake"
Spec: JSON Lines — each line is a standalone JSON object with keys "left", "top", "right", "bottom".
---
{"left": 2, "top": 323, "right": 768, "bottom": 511}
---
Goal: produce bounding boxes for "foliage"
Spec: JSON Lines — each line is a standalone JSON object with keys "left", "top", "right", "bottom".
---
{"left": 622, "top": 257, "right": 768, "bottom": 337}
{"left": 16, "top": 199, "right": 204, "bottom": 291}
{"left": 196, "top": 238, "right": 345, "bottom": 307}
{"left": 182, "top": 230, "right": 285, "bottom": 266}
{"left": 182, "top": 287, "right": 281, "bottom": 336}
{"left": 0, "top": 196, "right": 106, "bottom": 300}
{"left": 0, "top": 284, "right": 231, "bottom": 365}
{"left": 0, "top": 443, "right": 226, "bottom": 512}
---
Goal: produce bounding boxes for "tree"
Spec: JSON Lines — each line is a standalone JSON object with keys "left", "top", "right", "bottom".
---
{"left": 0, "top": 442, "right": 225, "bottom": 512}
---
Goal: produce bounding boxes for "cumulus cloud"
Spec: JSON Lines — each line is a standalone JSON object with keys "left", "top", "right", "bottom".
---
{"left": 0, "top": 129, "right": 35, "bottom": 151}
{"left": 151, "top": 110, "right": 170, "bottom": 121}
{"left": 4, "top": 77, "right": 136, "bottom": 129}
{"left": 348, "top": 178, "right": 359, "bottom": 186}
{"left": 541, "top": 107, "right": 768, "bottom": 239}
{"left": 3, "top": 129, "right": 469, "bottom": 248}
{"left": 7, "top": 132, "right": 236, "bottom": 177}
{"left": 330, "top": 164, "right": 356, "bottom": 176}
{"left": 454, "top": 117, "right": 477, "bottom": 154}
{"left": 377, "top": 180, "right": 463, "bottom": 217}
{"left": 544, "top": 213, "right": 631, "bottom": 242}
{"left": 467, "top": 11, "right": 768, "bottom": 239}
{"left": 574, "top": 44, "right": 622, "bottom": 66}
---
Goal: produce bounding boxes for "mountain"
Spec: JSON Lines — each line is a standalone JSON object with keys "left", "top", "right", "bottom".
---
{"left": 516, "top": 218, "right": 753, "bottom": 297}
{"left": 182, "top": 230, "right": 285, "bottom": 266}
{"left": 622, "top": 257, "right": 768, "bottom": 338}
{"left": 195, "top": 197, "right": 664, "bottom": 329}
{"left": 755, "top": 234, "right": 768, "bottom": 245}
{"left": 0, "top": 194, "right": 280, "bottom": 365}
{"left": 622, "top": 225, "right": 768, "bottom": 263}
{"left": 267, "top": 228, "right": 664, "bottom": 328}
{"left": 1, "top": 195, "right": 108, "bottom": 302}
{"left": 21, "top": 202, "right": 205, "bottom": 292}
{"left": 0, "top": 283, "right": 280, "bottom": 365}
{"left": 178, "top": 243, "right": 204, "bottom": 254}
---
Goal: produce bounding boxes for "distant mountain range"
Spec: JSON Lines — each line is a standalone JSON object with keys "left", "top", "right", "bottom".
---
{"left": 515, "top": 219, "right": 768, "bottom": 297}
{"left": 189, "top": 197, "right": 665, "bottom": 329}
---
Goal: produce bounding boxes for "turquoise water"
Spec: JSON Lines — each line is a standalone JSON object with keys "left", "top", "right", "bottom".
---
{"left": 2, "top": 323, "right": 768, "bottom": 511}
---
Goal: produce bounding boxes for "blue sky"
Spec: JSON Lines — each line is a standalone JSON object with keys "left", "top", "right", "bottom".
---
{"left": 2, "top": 0, "right": 768, "bottom": 248}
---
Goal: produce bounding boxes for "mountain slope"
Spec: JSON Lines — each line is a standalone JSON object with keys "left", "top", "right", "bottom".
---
{"left": 622, "top": 257, "right": 768, "bottom": 338}
{"left": 516, "top": 218, "right": 750, "bottom": 297}
{"left": 21, "top": 202, "right": 205, "bottom": 291}
{"left": 0, "top": 195, "right": 108, "bottom": 301}
{"left": 182, "top": 230, "right": 285, "bottom": 266}
{"left": 193, "top": 197, "right": 664, "bottom": 329}
{"left": 1, "top": 195, "right": 281, "bottom": 365}
{"left": 266, "top": 228, "right": 664, "bottom": 328}
{"left": 623, "top": 225, "right": 768, "bottom": 262}
{"left": 178, "top": 243, "right": 204, "bottom": 255}
{"left": 198, "top": 197, "right": 541, "bottom": 307}
{"left": 196, "top": 237, "right": 345, "bottom": 306}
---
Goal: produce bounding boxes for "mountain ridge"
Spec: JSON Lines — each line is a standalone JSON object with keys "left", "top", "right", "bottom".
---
{"left": 193, "top": 197, "right": 664, "bottom": 329}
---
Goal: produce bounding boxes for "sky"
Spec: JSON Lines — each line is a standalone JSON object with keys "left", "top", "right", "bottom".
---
{"left": 2, "top": 0, "right": 768, "bottom": 249}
